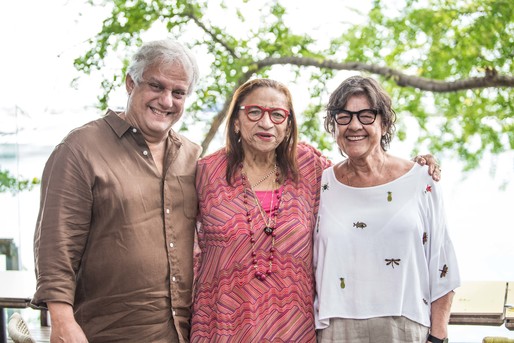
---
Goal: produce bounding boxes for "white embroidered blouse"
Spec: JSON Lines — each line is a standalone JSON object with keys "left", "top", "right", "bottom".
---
{"left": 313, "top": 164, "right": 460, "bottom": 329}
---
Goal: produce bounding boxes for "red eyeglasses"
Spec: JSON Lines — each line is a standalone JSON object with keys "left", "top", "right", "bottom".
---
{"left": 239, "top": 105, "right": 290, "bottom": 124}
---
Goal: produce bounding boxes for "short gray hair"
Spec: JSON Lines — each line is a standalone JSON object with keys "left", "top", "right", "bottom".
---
{"left": 127, "top": 40, "right": 200, "bottom": 95}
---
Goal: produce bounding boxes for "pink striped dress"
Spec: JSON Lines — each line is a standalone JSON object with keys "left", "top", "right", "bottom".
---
{"left": 191, "top": 143, "right": 330, "bottom": 342}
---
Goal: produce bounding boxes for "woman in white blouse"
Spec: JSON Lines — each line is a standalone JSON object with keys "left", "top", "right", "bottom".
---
{"left": 313, "top": 76, "right": 460, "bottom": 343}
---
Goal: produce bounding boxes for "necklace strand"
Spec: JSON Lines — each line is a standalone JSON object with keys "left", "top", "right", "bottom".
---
{"left": 250, "top": 164, "right": 276, "bottom": 188}
{"left": 240, "top": 163, "right": 282, "bottom": 281}
{"left": 251, "top": 187, "right": 276, "bottom": 234}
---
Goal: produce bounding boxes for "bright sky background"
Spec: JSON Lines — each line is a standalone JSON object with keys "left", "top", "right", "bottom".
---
{"left": 1, "top": 0, "right": 513, "bottom": 340}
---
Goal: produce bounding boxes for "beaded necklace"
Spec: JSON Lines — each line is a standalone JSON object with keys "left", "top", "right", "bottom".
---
{"left": 240, "top": 163, "right": 284, "bottom": 281}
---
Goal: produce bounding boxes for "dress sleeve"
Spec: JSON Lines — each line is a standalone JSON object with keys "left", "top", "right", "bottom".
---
{"left": 424, "top": 178, "right": 461, "bottom": 302}
{"left": 195, "top": 159, "right": 206, "bottom": 204}
{"left": 297, "top": 142, "right": 332, "bottom": 221}
{"left": 32, "top": 142, "right": 94, "bottom": 308}
{"left": 194, "top": 155, "right": 213, "bottom": 225}
{"left": 194, "top": 159, "right": 207, "bottom": 276}
{"left": 298, "top": 141, "right": 332, "bottom": 170}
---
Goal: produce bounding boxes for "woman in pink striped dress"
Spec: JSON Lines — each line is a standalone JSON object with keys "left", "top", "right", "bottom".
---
{"left": 191, "top": 78, "right": 327, "bottom": 342}
{"left": 190, "top": 78, "right": 439, "bottom": 342}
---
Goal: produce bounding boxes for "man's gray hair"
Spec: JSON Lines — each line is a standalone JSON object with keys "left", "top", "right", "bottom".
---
{"left": 127, "top": 40, "right": 200, "bottom": 95}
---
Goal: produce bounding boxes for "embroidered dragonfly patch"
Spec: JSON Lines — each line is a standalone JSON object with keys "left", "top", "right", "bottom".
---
{"left": 385, "top": 258, "right": 401, "bottom": 268}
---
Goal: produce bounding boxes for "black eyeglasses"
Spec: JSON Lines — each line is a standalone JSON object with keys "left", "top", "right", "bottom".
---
{"left": 329, "top": 108, "right": 379, "bottom": 125}
{"left": 239, "top": 105, "right": 290, "bottom": 124}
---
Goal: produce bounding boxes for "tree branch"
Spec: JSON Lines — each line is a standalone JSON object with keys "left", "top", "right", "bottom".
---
{"left": 200, "top": 70, "right": 255, "bottom": 154}
{"left": 200, "top": 56, "right": 514, "bottom": 154}
{"left": 185, "top": 8, "right": 239, "bottom": 59}
{"left": 256, "top": 56, "right": 514, "bottom": 91}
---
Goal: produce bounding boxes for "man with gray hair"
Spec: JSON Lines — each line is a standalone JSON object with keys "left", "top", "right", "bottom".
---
{"left": 32, "top": 40, "right": 201, "bottom": 342}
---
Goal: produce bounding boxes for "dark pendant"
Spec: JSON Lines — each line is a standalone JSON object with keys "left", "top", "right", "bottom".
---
{"left": 263, "top": 226, "right": 274, "bottom": 235}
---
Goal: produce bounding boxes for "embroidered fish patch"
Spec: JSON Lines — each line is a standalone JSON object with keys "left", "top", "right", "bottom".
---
{"left": 353, "top": 222, "right": 367, "bottom": 229}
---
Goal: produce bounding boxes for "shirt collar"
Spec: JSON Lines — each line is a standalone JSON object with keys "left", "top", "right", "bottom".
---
{"left": 104, "top": 109, "right": 132, "bottom": 138}
{"left": 103, "top": 109, "right": 183, "bottom": 148}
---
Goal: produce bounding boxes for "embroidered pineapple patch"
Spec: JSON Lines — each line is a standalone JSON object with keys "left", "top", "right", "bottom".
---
{"left": 339, "top": 277, "right": 345, "bottom": 289}
{"left": 387, "top": 191, "right": 392, "bottom": 202}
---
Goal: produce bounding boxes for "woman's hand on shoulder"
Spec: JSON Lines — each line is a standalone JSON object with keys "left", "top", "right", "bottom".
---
{"left": 413, "top": 154, "right": 441, "bottom": 182}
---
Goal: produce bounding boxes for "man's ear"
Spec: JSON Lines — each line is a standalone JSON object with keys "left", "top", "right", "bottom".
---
{"left": 126, "top": 74, "right": 135, "bottom": 94}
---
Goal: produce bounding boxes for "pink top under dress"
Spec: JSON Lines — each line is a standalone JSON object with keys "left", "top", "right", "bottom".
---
{"left": 191, "top": 143, "right": 330, "bottom": 342}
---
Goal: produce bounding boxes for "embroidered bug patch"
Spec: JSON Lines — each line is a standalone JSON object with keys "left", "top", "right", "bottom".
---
{"left": 385, "top": 258, "right": 401, "bottom": 268}
{"left": 439, "top": 264, "right": 448, "bottom": 278}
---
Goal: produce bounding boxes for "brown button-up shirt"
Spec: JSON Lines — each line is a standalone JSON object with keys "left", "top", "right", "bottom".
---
{"left": 32, "top": 110, "right": 201, "bottom": 342}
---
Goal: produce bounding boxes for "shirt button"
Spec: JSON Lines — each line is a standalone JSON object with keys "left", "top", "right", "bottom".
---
{"left": 169, "top": 242, "right": 174, "bottom": 248}
{"left": 172, "top": 310, "right": 176, "bottom": 316}
{"left": 143, "top": 150, "right": 148, "bottom": 156}
{"left": 166, "top": 208, "right": 170, "bottom": 214}
{"left": 172, "top": 276, "right": 177, "bottom": 282}
{"left": 132, "top": 128, "right": 137, "bottom": 133}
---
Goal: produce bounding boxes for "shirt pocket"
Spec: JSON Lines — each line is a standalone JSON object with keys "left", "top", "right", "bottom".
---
{"left": 177, "top": 175, "right": 198, "bottom": 219}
